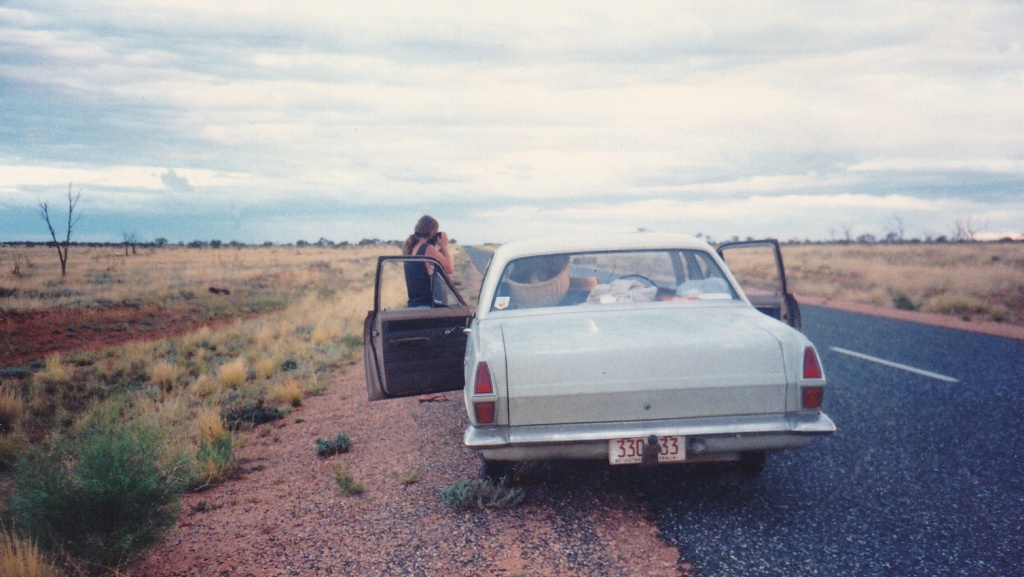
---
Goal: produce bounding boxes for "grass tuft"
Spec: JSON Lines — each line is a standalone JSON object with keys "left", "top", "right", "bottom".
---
{"left": 33, "top": 355, "right": 72, "bottom": 386}
{"left": 254, "top": 357, "right": 277, "bottom": 379}
{"left": 217, "top": 358, "right": 248, "bottom": 389}
{"left": 191, "top": 408, "right": 236, "bottom": 489}
{"left": 332, "top": 466, "right": 365, "bottom": 496}
{"left": 150, "top": 361, "right": 180, "bottom": 390}
{"left": 0, "top": 526, "right": 67, "bottom": 577}
{"left": 271, "top": 378, "right": 304, "bottom": 407}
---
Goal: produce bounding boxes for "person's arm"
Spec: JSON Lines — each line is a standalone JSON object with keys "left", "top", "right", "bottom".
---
{"left": 425, "top": 233, "right": 455, "bottom": 274}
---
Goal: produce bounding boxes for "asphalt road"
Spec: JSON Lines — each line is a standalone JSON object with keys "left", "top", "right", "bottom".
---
{"left": 648, "top": 305, "right": 1024, "bottom": 577}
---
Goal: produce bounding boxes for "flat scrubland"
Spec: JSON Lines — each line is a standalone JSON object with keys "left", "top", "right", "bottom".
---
{"left": 782, "top": 242, "right": 1024, "bottom": 325}
{"left": 0, "top": 243, "right": 400, "bottom": 576}
{"left": 0, "top": 241, "right": 1021, "bottom": 576}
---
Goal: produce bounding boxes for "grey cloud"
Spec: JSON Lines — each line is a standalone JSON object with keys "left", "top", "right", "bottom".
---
{"left": 160, "top": 169, "right": 193, "bottom": 192}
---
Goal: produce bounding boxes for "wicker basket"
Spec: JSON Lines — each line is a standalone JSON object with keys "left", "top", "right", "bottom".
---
{"left": 507, "top": 262, "right": 570, "bottom": 308}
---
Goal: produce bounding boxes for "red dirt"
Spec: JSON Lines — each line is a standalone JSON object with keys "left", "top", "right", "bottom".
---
{"left": 0, "top": 305, "right": 233, "bottom": 367}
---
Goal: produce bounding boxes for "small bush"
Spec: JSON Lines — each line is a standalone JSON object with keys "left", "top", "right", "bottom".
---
{"left": 439, "top": 479, "right": 525, "bottom": 510}
{"left": 989, "top": 304, "right": 1010, "bottom": 323}
{"left": 9, "top": 420, "right": 185, "bottom": 571}
{"left": 222, "top": 400, "right": 283, "bottom": 430}
{"left": 0, "top": 526, "right": 66, "bottom": 577}
{"left": 315, "top": 433, "right": 352, "bottom": 457}
{"left": 332, "top": 466, "right": 365, "bottom": 496}
{"left": 341, "top": 333, "right": 362, "bottom": 350}
{"left": 217, "top": 358, "right": 248, "bottom": 388}
{"left": 892, "top": 293, "right": 919, "bottom": 311}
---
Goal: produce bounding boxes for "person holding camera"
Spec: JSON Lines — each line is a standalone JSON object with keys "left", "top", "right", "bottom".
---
{"left": 402, "top": 215, "right": 455, "bottom": 307}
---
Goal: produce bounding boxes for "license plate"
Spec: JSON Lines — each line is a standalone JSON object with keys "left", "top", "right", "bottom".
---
{"left": 608, "top": 436, "right": 686, "bottom": 465}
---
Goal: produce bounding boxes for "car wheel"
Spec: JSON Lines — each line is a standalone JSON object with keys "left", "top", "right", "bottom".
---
{"left": 739, "top": 451, "right": 767, "bottom": 477}
{"left": 481, "top": 455, "right": 514, "bottom": 483}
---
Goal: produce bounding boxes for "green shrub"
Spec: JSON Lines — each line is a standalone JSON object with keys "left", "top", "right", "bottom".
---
{"left": 892, "top": 293, "right": 919, "bottom": 311}
{"left": 8, "top": 420, "right": 185, "bottom": 573}
{"left": 315, "top": 433, "right": 352, "bottom": 457}
{"left": 439, "top": 479, "right": 525, "bottom": 510}
{"left": 190, "top": 433, "right": 236, "bottom": 490}
{"left": 222, "top": 400, "right": 283, "bottom": 430}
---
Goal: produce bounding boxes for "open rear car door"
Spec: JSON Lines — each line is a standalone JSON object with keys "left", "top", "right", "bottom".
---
{"left": 717, "top": 239, "right": 801, "bottom": 330}
{"left": 364, "top": 256, "right": 473, "bottom": 401}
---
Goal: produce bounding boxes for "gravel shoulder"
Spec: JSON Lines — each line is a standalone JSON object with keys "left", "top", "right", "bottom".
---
{"left": 132, "top": 358, "right": 682, "bottom": 577}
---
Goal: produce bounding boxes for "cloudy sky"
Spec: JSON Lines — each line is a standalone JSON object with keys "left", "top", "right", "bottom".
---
{"left": 1, "top": 1, "right": 1021, "bottom": 245}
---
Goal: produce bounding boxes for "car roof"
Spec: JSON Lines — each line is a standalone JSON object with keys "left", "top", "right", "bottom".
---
{"left": 491, "top": 232, "right": 714, "bottom": 261}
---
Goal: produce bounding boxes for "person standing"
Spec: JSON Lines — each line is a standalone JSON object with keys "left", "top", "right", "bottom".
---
{"left": 402, "top": 215, "right": 454, "bottom": 307}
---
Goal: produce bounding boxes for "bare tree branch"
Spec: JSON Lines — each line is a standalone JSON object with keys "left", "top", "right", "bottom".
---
{"left": 38, "top": 183, "right": 81, "bottom": 277}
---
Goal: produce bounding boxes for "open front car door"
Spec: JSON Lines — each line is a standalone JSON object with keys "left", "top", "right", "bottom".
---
{"left": 363, "top": 256, "right": 473, "bottom": 401}
{"left": 717, "top": 239, "right": 802, "bottom": 330}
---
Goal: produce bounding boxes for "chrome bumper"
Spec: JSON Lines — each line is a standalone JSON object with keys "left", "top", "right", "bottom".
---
{"left": 464, "top": 412, "right": 835, "bottom": 462}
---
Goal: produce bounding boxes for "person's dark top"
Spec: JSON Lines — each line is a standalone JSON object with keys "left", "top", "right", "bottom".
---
{"left": 404, "top": 242, "right": 433, "bottom": 307}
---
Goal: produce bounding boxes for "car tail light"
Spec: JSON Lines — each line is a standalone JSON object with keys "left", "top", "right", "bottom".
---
{"left": 802, "top": 386, "right": 824, "bottom": 409}
{"left": 803, "top": 347, "right": 823, "bottom": 380}
{"left": 474, "top": 402, "right": 496, "bottom": 424}
{"left": 474, "top": 363, "right": 494, "bottom": 394}
{"left": 472, "top": 363, "right": 496, "bottom": 425}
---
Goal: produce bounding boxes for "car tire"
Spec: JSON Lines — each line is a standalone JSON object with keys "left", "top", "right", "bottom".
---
{"left": 481, "top": 455, "right": 514, "bottom": 483}
{"left": 739, "top": 451, "right": 767, "bottom": 477}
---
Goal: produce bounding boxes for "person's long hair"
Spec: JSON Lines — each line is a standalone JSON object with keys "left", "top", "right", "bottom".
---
{"left": 403, "top": 215, "right": 439, "bottom": 255}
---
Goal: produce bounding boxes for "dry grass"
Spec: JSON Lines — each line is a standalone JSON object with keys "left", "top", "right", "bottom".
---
{"left": 32, "top": 355, "right": 72, "bottom": 386}
{"left": 0, "top": 527, "right": 66, "bottom": 577}
{"left": 149, "top": 361, "right": 181, "bottom": 390}
{"left": 271, "top": 379, "right": 304, "bottom": 407}
{"left": 782, "top": 243, "right": 1024, "bottom": 324}
{"left": 0, "top": 385, "right": 22, "bottom": 432}
{"left": 217, "top": 357, "right": 248, "bottom": 389}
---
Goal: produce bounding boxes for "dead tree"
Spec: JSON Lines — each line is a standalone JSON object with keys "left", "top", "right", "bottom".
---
{"left": 38, "top": 183, "right": 82, "bottom": 277}
{"left": 123, "top": 231, "right": 139, "bottom": 256}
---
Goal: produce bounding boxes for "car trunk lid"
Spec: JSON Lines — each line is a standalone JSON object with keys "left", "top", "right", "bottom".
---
{"left": 500, "top": 306, "right": 789, "bottom": 427}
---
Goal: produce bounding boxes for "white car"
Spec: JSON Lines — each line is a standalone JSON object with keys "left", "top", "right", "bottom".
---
{"left": 363, "top": 233, "right": 835, "bottom": 479}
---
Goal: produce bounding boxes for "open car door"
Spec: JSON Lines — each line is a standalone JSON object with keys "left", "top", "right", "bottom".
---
{"left": 717, "top": 239, "right": 801, "bottom": 330}
{"left": 363, "top": 256, "right": 473, "bottom": 401}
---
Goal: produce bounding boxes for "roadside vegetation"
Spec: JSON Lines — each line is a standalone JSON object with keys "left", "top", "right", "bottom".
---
{"left": 715, "top": 241, "right": 1024, "bottom": 326}
{"left": 782, "top": 243, "right": 1024, "bottom": 325}
{"left": 0, "top": 244, "right": 399, "bottom": 575}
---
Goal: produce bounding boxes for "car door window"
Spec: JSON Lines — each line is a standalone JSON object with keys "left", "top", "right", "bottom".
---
{"left": 717, "top": 240, "right": 801, "bottom": 329}
{"left": 377, "top": 258, "right": 466, "bottom": 310}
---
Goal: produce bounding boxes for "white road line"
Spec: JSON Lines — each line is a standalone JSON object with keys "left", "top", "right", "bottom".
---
{"left": 829, "top": 347, "right": 960, "bottom": 383}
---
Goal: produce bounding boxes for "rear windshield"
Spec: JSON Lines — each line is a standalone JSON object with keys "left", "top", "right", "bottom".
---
{"left": 490, "top": 249, "right": 738, "bottom": 312}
